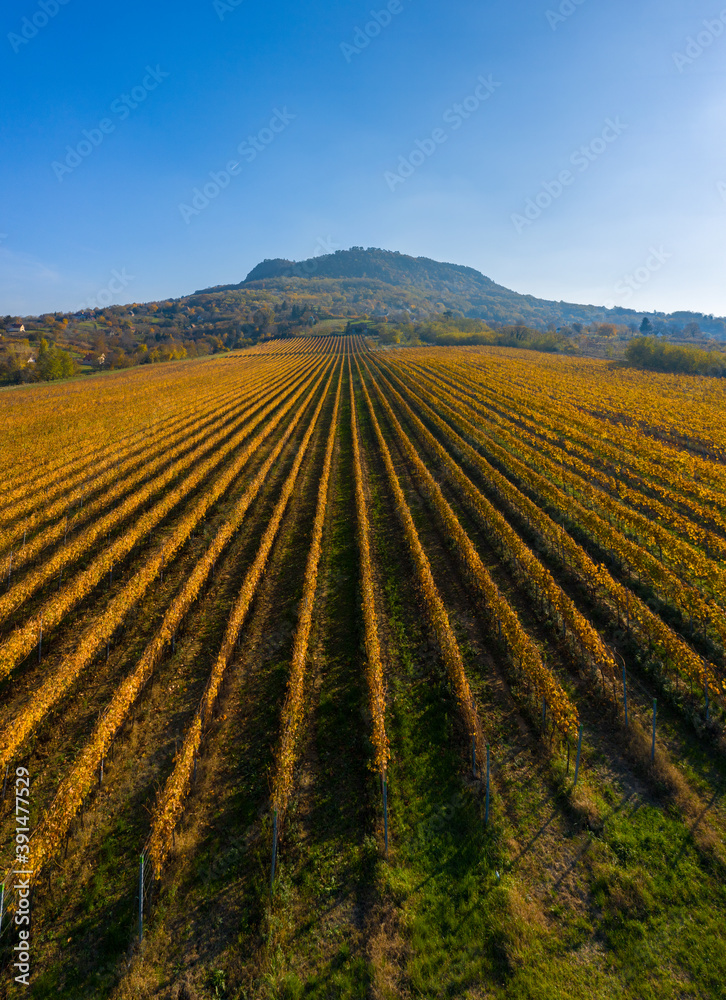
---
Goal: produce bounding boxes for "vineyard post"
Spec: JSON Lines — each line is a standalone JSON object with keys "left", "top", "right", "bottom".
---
{"left": 651, "top": 700, "right": 657, "bottom": 763}
{"left": 382, "top": 773, "right": 389, "bottom": 855}
{"left": 138, "top": 854, "right": 144, "bottom": 944}
{"left": 485, "top": 745, "right": 490, "bottom": 827}
{"left": 270, "top": 811, "right": 279, "bottom": 893}
{"left": 574, "top": 724, "right": 583, "bottom": 786}
{"left": 622, "top": 665, "right": 629, "bottom": 727}
{"left": 99, "top": 758, "right": 104, "bottom": 787}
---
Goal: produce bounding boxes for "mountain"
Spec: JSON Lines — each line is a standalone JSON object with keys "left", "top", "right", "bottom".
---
{"left": 5, "top": 248, "right": 725, "bottom": 387}
{"left": 242, "top": 248, "right": 503, "bottom": 290}
{"left": 197, "top": 247, "right": 726, "bottom": 336}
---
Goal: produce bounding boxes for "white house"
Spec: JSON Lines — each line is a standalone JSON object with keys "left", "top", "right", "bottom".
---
{"left": 8, "top": 324, "right": 25, "bottom": 334}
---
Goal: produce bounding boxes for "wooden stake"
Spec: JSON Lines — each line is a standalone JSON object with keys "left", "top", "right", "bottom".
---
{"left": 485, "top": 745, "right": 491, "bottom": 827}
{"left": 271, "top": 811, "right": 279, "bottom": 892}
{"left": 705, "top": 680, "right": 710, "bottom": 723}
{"left": 574, "top": 724, "right": 583, "bottom": 786}
{"left": 382, "top": 774, "right": 389, "bottom": 855}
{"left": 138, "top": 854, "right": 144, "bottom": 943}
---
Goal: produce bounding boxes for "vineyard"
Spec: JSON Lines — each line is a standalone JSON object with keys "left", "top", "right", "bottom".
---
{"left": 1, "top": 336, "right": 726, "bottom": 1000}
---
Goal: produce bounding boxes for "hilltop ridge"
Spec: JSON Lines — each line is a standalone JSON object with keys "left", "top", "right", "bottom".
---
{"left": 196, "top": 247, "right": 726, "bottom": 335}
{"left": 3, "top": 247, "right": 725, "bottom": 385}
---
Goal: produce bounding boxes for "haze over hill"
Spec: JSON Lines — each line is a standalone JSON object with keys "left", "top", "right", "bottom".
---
{"left": 198, "top": 248, "right": 726, "bottom": 337}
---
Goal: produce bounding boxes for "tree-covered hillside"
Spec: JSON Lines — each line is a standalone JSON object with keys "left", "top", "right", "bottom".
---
{"left": 201, "top": 247, "right": 726, "bottom": 337}
{"left": 3, "top": 247, "right": 726, "bottom": 384}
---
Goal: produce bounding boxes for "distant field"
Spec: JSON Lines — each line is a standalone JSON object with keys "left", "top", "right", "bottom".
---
{"left": 303, "top": 318, "right": 350, "bottom": 335}
{"left": 1, "top": 337, "right": 725, "bottom": 999}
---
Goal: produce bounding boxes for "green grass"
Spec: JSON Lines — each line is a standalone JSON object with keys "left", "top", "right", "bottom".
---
{"left": 379, "top": 554, "right": 726, "bottom": 1000}
{"left": 589, "top": 806, "right": 726, "bottom": 999}
{"left": 378, "top": 565, "right": 514, "bottom": 997}
{"left": 358, "top": 367, "right": 726, "bottom": 1000}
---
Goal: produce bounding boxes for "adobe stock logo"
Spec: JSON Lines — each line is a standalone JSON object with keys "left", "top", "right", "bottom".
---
{"left": 511, "top": 117, "right": 627, "bottom": 234}
{"left": 213, "top": 0, "right": 244, "bottom": 20}
{"left": 341, "top": 1, "right": 404, "bottom": 62}
{"left": 673, "top": 12, "right": 726, "bottom": 71}
{"left": 384, "top": 75, "right": 502, "bottom": 191}
{"left": 602, "top": 247, "right": 672, "bottom": 309}
{"left": 8, "top": 0, "right": 71, "bottom": 54}
{"left": 52, "top": 66, "right": 170, "bottom": 181}
{"left": 178, "top": 107, "right": 296, "bottom": 223}
{"left": 77, "top": 268, "right": 135, "bottom": 310}
{"left": 545, "top": 0, "right": 588, "bottom": 31}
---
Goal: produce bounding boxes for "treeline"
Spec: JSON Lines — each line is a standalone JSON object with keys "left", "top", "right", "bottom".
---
{"left": 240, "top": 248, "right": 726, "bottom": 336}
{"left": 373, "top": 316, "right": 573, "bottom": 353}
{"left": 0, "top": 291, "right": 333, "bottom": 383}
{"left": 625, "top": 337, "right": 726, "bottom": 377}
{"left": 0, "top": 339, "right": 78, "bottom": 385}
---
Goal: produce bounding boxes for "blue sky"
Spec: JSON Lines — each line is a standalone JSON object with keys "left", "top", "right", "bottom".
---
{"left": 2, "top": 0, "right": 725, "bottom": 316}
